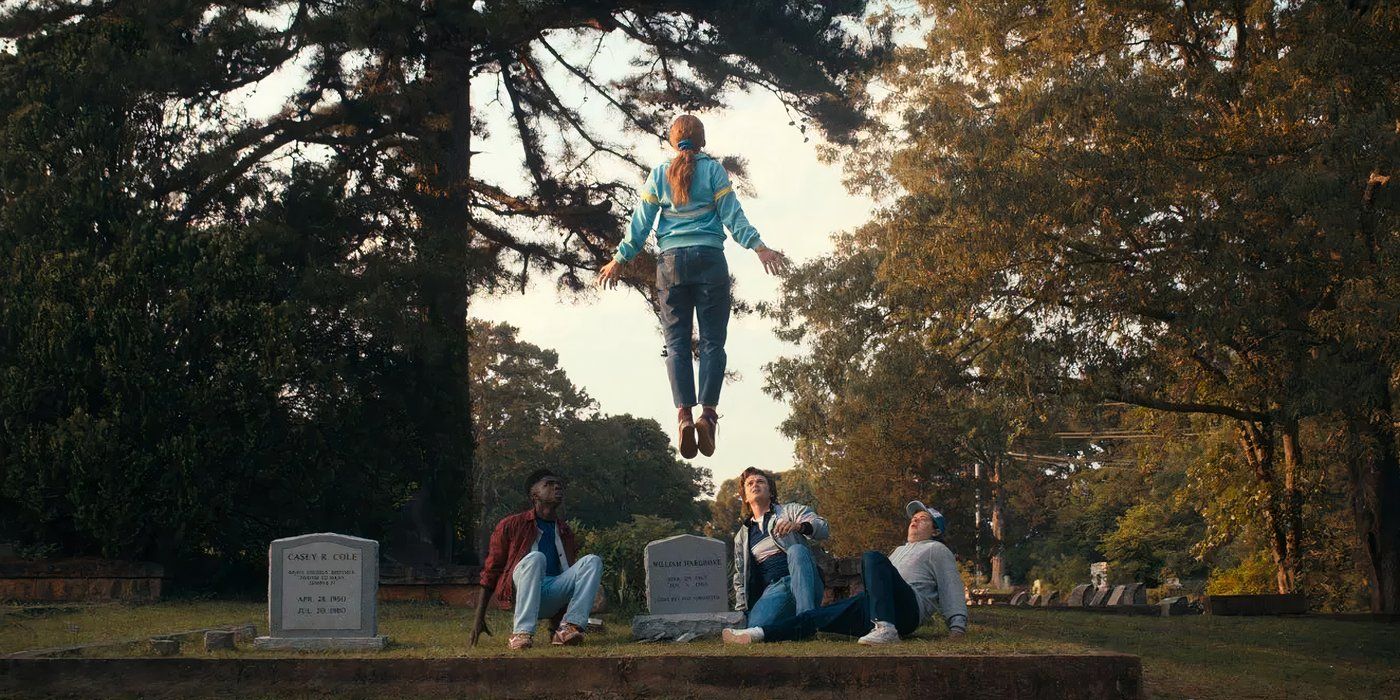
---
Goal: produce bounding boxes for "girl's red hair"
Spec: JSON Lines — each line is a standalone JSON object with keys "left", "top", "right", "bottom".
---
{"left": 667, "top": 115, "right": 706, "bottom": 206}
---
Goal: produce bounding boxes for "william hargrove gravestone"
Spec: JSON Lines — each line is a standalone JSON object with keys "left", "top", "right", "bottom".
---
{"left": 631, "top": 534, "right": 742, "bottom": 640}
{"left": 254, "top": 533, "right": 388, "bottom": 650}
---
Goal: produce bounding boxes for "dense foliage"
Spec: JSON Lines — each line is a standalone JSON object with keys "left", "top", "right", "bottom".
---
{"left": 764, "top": 1, "right": 1397, "bottom": 611}
{"left": 0, "top": 1, "right": 885, "bottom": 584}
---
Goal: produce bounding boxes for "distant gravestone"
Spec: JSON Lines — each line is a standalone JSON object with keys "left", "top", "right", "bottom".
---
{"left": 1090, "top": 562, "right": 1109, "bottom": 590}
{"left": 1031, "top": 579, "right": 1043, "bottom": 597}
{"left": 1041, "top": 590, "right": 1061, "bottom": 607}
{"left": 631, "top": 534, "right": 741, "bottom": 640}
{"left": 1128, "top": 583, "right": 1147, "bottom": 605}
{"left": 1106, "top": 585, "right": 1129, "bottom": 606}
{"left": 203, "top": 630, "right": 235, "bottom": 652}
{"left": 1108, "top": 583, "right": 1146, "bottom": 607}
{"left": 1009, "top": 590, "right": 1029, "bottom": 606}
{"left": 1088, "top": 587, "right": 1113, "bottom": 607}
{"left": 1160, "top": 596, "right": 1193, "bottom": 616}
{"left": 254, "top": 533, "right": 386, "bottom": 650}
{"left": 1067, "top": 584, "right": 1093, "bottom": 607}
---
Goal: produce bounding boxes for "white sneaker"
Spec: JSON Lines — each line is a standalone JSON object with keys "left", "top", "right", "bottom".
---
{"left": 857, "top": 620, "right": 900, "bottom": 645}
{"left": 722, "top": 626, "right": 764, "bottom": 644}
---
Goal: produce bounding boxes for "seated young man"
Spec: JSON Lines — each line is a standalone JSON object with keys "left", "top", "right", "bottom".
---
{"left": 477, "top": 469, "right": 603, "bottom": 650}
{"left": 724, "top": 500, "right": 967, "bottom": 645}
{"left": 732, "top": 467, "right": 830, "bottom": 628}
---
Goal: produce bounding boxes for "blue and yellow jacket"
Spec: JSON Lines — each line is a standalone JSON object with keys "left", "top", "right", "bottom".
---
{"left": 613, "top": 153, "right": 765, "bottom": 263}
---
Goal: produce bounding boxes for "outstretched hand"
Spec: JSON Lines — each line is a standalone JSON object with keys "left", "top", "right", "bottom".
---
{"left": 596, "top": 259, "right": 624, "bottom": 289}
{"left": 470, "top": 586, "right": 494, "bottom": 647}
{"left": 755, "top": 246, "right": 789, "bottom": 275}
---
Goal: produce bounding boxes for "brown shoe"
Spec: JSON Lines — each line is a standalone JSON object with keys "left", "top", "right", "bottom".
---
{"left": 551, "top": 622, "right": 585, "bottom": 646}
{"left": 722, "top": 628, "right": 754, "bottom": 644}
{"left": 696, "top": 411, "right": 718, "bottom": 456}
{"left": 678, "top": 411, "right": 698, "bottom": 459}
{"left": 508, "top": 632, "right": 533, "bottom": 650}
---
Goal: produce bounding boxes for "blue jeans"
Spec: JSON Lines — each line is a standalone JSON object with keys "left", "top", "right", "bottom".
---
{"left": 511, "top": 552, "right": 603, "bottom": 634}
{"left": 745, "top": 543, "right": 823, "bottom": 628}
{"left": 656, "top": 245, "right": 730, "bottom": 407}
{"left": 760, "top": 551, "right": 920, "bottom": 642}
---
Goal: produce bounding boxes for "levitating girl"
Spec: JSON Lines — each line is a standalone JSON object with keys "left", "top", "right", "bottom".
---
{"left": 597, "top": 115, "right": 787, "bottom": 458}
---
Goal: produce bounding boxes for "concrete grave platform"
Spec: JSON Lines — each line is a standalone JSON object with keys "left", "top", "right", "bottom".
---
{"left": 0, "top": 653, "right": 1143, "bottom": 699}
{"left": 632, "top": 610, "right": 746, "bottom": 640}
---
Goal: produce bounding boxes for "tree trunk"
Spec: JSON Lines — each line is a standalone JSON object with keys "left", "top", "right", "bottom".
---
{"left": 405, "top": 28, "right": 477, "bottom": 566}
{"left": 1280, "top": 418, "right": 1305, "bottom": 593}
{"left": 1237, "top": 419, "right": 1297, "bottom": 593}
{"left": 989, "top": 461, "right": 1007, "bottom": 587}
{"left": 1346, "top": 376, "right": 1400, "bottom": 614}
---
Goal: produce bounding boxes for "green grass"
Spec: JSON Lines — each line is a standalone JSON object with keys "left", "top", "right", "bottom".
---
{"left": 3, "top": 602, "right": 1397, "bottom": 699}
{"left": 977, "top": 608, "right": 1399, "bottom": 700}
{"left": 1, "top": 600, "right": 262, "bottom": 655}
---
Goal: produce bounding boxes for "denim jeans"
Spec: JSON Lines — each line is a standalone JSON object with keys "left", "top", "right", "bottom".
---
{"left": 744, "top": 543, "right": 823, "bottom": 628}
{"left": 511, "top": 552, "right": 603, "bottom": 634}
{"left": 759, "top": 550, "right": 920, "bottom": 642}
{"left": 656, "top": 245, "right": 730, "bottom": 407}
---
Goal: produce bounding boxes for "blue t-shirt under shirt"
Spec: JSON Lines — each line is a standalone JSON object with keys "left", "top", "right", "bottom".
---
{"left": 536, "top": 519, "right": 563, "bottom": 577}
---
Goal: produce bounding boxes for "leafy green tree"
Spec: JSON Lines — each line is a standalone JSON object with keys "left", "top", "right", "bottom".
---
{"left": 829, "top": 1, "right": 1397, "bottom": 611}
{"left": 0, "top": 1, "right": 888, "bottom": 575}
{"left": 764, "top": 231, "right": 1085, "bottom": 576}
{"left": 468, "top": 321, "right": 712, "bottom": 559}
{"left": 577, "top": 514, "right": 684, "bottom": 606}
{"left": 703, "top": 474, "right": 744, "bottom": 540}
{"left": 467, "top": 319, "right": 596, "bottom": 556}
{"left": 552, "top": 414, "right": 713, "bottom": 529}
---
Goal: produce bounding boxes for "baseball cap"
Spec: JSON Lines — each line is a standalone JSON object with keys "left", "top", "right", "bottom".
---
{"left": 906, "top": 500, "right": 946, "bottom": 535}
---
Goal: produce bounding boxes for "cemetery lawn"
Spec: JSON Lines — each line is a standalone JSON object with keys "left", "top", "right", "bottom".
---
{"left": 4, "top": 602, "right": 1397, "bottom": 699}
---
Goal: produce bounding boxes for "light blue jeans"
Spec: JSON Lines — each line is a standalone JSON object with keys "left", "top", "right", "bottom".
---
{"left": 511, "top": 552, "right": 603, "bottom": 634}
{"left": 745, "top": 542, "right": 822, "bottom": 628}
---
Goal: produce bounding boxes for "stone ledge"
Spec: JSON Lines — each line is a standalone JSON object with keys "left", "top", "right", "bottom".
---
{"left": 378, "top": 583, "right": 480, "bottom": 606}
{"left": 0, "top": 558, "right": 165, "bottom": 603}
{"left": 0, "top": 559, "right": 163, "bottom": 579}
{"left": 0, "top": 654, "right": 1143, "bottom": 699}
{"left": 1203, "top": 594, "right": 1307, "bottom": 616}
{"left": 378, "top": 564, "right": 481, "bottom": 585}
{"left": 252, "top": 636, "right": 388, "bottom": 651}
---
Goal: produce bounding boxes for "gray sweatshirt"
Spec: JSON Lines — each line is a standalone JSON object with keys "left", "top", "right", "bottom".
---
{"left": 887, "top": 539, "right": 968, "bottom": 631}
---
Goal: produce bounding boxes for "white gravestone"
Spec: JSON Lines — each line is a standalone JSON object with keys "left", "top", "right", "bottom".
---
{"left": 645, "top": 534, "right": 729, "bottom": 614}
{"left": 632, "top": 534, "right": 742, "bottom": 640}
{"left": 254, "top": 533, "right": 388, "bottom": 650}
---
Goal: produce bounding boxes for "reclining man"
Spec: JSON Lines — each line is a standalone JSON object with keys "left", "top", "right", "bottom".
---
{"left": 724, "top": 500, "right": 967, "bottom": 645}
{"left": 476, "top": 469, "right": 603, "bottom": 650}
{"left": 732, "top": 467, "right": 830, "bottom": 628}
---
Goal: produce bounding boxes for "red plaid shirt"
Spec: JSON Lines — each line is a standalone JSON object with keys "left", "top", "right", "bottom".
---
{"left": 479, "top": 508, "right": 579, "bottom": 608}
